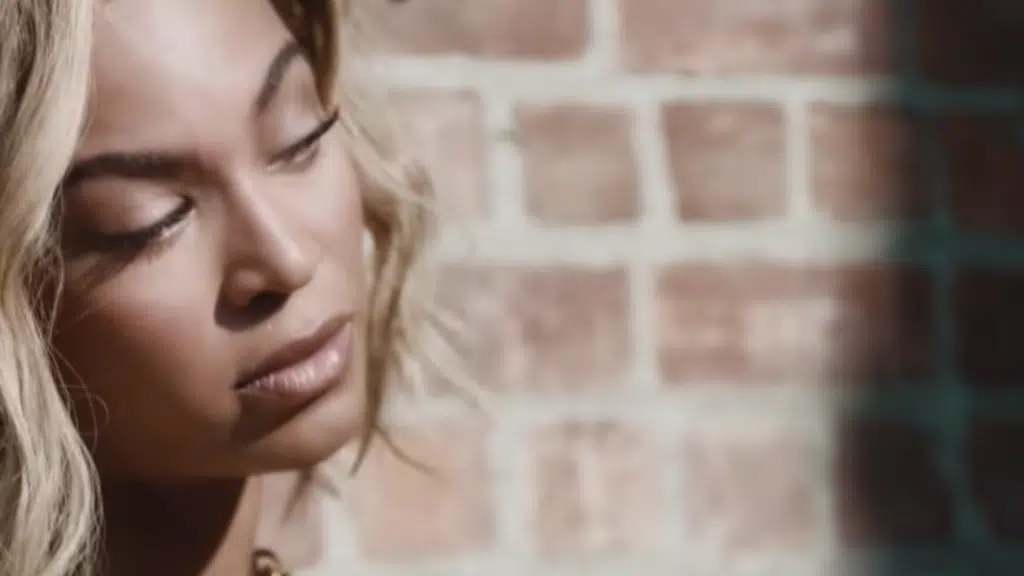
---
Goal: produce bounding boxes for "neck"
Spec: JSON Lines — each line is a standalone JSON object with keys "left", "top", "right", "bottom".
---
{"left": 100, "top": 476, "right": 263, "bottom": 576}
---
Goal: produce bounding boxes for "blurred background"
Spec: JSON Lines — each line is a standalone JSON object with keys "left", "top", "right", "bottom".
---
{"left": 333, "top": 1, "right": 1024, "bottom": 574}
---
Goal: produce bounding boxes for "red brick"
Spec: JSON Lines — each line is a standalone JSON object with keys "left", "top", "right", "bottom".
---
{"left": 967, "top": 418, "right": 1024, "bottom": 541}
{"left": 954, "top": 269, "right": 1024, "bottom": 390}
{"left": 345, "top": 422, "right": 493, "bottom": 560}
{"left": 516, "top": 105, "right": 640, "bottom": 225}
{"left": 533, "top": 422, "right": 668, "bottom": 555}
{"left": 681, "top": 427, "right": 817, "bottom": 552}
{"left": 664, "top": 103, "right": 787, "bottom": 221}
{"left": 360, "top": 0, "right": 589, "bottom": 60}
{"left": 390, "top": 90, "right": 488, "bottom": 221}
{"left": 656, "top": 265, "right": 935, "bottom": 384}
{"left": 439, "top": 266, "right": 632, "bottom": 392}
{"left": 622, "top": 0, "right": 893, "bottom": 74}
{"left": 810, "top": 105, "right": 930, "bottom": 221}
{"left": 941, "top": 113, "right": 1024, "bottom": 239}
{"left": 837, "top": 418, "right": 953, "bottom": 545}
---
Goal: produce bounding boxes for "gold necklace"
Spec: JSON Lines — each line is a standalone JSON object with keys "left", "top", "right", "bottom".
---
{"left": 252, "top": 548, "right": 291, "bottom": 576}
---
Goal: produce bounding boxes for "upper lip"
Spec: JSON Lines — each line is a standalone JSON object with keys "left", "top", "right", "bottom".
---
{"left": 236, "top": 314, "right": 352, "bottom": 388}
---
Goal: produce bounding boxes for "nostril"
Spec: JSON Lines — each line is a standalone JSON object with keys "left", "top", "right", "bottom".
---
{"left": 214, "top": 290, "right": 291, "bottom": 331}
{"left": 246, "top": 291, "right": 287, "bottom": 318}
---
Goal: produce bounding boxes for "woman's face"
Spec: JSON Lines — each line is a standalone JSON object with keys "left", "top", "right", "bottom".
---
{"left": 52, "top": 0, "right": 367, "bottom": 479}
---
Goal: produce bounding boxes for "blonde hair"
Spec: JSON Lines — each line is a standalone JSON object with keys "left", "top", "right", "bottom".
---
{"left": 0, "top": 1, "right": 460, "bottom": 573}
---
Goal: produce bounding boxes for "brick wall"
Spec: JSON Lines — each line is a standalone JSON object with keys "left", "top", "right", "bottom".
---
{"left": 336, "top": 1, "right": 1024, "bottom": 575}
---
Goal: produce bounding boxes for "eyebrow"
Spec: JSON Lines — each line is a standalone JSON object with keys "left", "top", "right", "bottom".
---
{"left": 62, "top": 153, "right": 196, "bottom": 189}
{"left": 62, "top": 41, "right": 304, "bottom": 191}
{"left": 254, "top": 41, "right": 303, "bottom": 115}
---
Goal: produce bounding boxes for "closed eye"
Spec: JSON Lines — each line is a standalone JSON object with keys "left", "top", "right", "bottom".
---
{"left": 91, "top": 199, "right": 193, "bottom": 255}
{"left": 269, "top": 108, "right": 339, "bottom": 170}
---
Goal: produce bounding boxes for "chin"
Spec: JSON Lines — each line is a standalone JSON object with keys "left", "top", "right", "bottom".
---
{"left": 243, "top": 370, "right": 367, "bottom": 473}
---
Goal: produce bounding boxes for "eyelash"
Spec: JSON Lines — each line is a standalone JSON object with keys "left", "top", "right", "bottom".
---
{"left": 95, "top": 199, "right": 193, "bottom": 254}
{"left": 270, "top": 108, "right": 339, "bottom": 169}
{"left": 97, "top": 110, "right": 340, "bottom": 257}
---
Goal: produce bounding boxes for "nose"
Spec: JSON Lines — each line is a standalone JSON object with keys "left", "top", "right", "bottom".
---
{"left": 219, "top": 190, "right": 319, "bottom": 312}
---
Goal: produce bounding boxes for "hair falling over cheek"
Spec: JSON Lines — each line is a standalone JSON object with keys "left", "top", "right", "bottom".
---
{"left": 0, "top": 3, "right": 102, "bottom": 576}
{"left": 275, "top": 0, "right": 478, "bottom": 475}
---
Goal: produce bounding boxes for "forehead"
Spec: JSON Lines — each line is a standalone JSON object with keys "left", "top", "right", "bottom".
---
{"left": 83, "top": 0, "right": 292, "bottom": 154}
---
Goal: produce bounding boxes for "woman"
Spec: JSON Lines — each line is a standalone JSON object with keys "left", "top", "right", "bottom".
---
{"left": 0, "top": 0, "right": 457, "bottom": 574}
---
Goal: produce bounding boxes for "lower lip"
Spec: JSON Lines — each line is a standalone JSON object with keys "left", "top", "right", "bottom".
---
{"left": 236, "top": 323, "right": 352, "bottom": 400}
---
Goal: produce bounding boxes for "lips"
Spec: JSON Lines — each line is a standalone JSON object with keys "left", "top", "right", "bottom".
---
{"left": 235, "top": 314, "right": 353, "bottom": 395}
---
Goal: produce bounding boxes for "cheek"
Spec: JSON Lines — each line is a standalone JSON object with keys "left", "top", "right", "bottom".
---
{"left": 306, "top": 136, "right": 364, "bottom": 269}
{"left": 52, "top": 265, "right": 235, "bottom": 436}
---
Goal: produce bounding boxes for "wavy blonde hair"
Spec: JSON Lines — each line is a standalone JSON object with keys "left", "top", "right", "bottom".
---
{"left": 0, "top": 1, "right": 460, "bottom": 574}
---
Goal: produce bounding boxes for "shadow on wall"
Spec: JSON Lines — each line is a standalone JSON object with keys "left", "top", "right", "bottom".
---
{"left": 845, "top": 1, "right": 1024, "bottom": 574}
